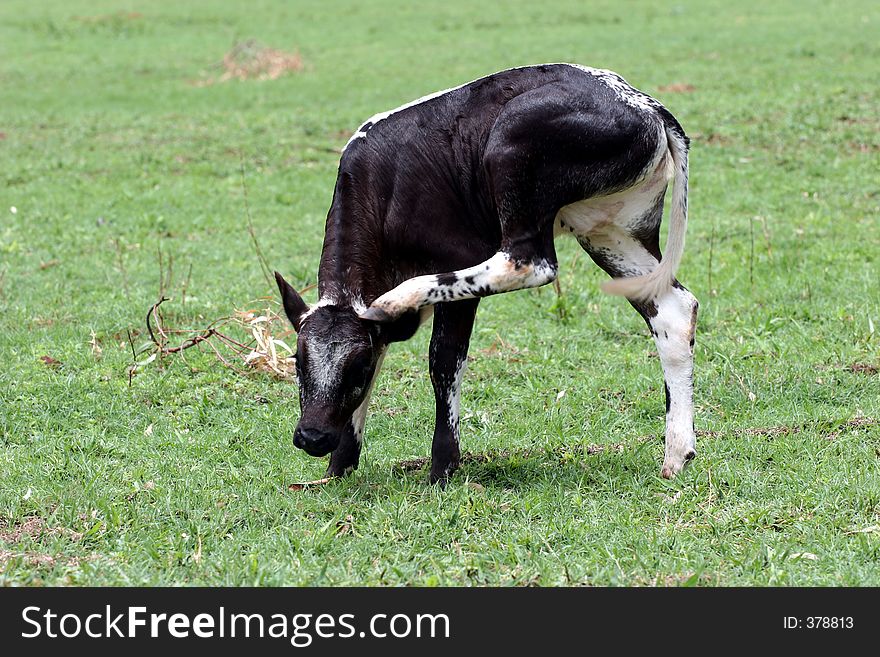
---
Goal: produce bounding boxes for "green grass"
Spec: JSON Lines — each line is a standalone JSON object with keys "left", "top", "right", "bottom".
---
{"left": 1, "top": 0, "right": 878, "bottom": 586}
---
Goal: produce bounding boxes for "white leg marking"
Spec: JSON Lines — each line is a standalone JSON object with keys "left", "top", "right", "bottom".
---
{"left": 446, "top": 355, "right": 468, "bottom": 441}
{"left": 350, "top": 349, "right": 386, "bottom": 443}
{"left": 579, "top": 230, "right": 697, "bottom": 477}
{"left": 364, "top": 252, "right": 556, "bottom": 319}
{"left": 579, "top": 227, "right": 660, "bottom": 279}
{"left": 651, "top": 287, "right": 698, "bottom": 478}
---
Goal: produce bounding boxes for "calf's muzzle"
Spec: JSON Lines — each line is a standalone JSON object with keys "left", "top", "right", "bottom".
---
{"left": 293, "top": 425, "right": 339, "bottom": 457}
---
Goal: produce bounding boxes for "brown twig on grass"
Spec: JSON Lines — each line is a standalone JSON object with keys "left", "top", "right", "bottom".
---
{"left": 288, "top": 478, "right": 333, "bottom": 491}
{"left": 128, "top": 296, "right": 298, "bottom": 381}
{"left": 239, "top": 154, "right": 274, "bottom": 289}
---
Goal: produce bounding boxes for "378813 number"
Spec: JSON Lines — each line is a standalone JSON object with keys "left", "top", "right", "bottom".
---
{"left": 805, "top": 617, "right": 854, "bottom": 629}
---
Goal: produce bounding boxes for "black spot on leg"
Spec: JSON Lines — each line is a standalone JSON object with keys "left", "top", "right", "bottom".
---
{"left": 689, "top": 337, "right": 695, "bottom": 347}
{"left": 632, "top": 299, "right": 658, "bottom": 324}
{"left": 641, "top": 301, "right": 658, "bottom": 319}
{"left": 664, "top": 381, "right": 671, "bottom": 414}
{"left": 630, "top": 189, "right": 666, "bottom": 259}
{"left": 436, "top": 272, "right": 458, "bottom": 286}
{"left": 464, "top": 276, "right": 475, "bottom": 285}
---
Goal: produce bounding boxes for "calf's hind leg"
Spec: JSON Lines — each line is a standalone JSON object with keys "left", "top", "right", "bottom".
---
{"left": 579, "top": 228, "right": 699, "bottom": 477}
{"left": 360, "top": 250, "right": 556, "bottom": 322}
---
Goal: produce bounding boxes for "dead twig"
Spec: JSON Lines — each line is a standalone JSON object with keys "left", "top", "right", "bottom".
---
{"left": 128, "top": 297, "right": 298, "bottom": 381}
{"left": 145, "top": 296, "right": 169, "bottom": 347}
{"left": 239, "top": 155, "right": 274, "bottom": 288}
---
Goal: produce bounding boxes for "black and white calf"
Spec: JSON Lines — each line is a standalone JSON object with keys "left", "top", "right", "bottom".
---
{"left": 275, "top": 63, "right": 699, "bottom": 484}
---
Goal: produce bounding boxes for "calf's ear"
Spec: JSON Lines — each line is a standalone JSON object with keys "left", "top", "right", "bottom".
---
{"left": 372, "top": 310, "right": 421, "bottom": 344}
{"left": 274, "top": 271, "right": 309, "bottom": 332}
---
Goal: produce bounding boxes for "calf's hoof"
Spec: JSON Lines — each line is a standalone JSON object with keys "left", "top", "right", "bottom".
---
{"left": 660, "top": 449, "right": 697, "bottom": 479}
{"left": 326, "top": 447, "right": 361, "bottom": 478}
{"left": 429, "top": 461, "right": 460, "bottom": 487}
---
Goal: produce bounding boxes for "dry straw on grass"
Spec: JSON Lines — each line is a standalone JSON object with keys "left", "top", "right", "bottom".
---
{"left": 197, "top": 40, "right": 304, "bottom": 86}
{"left": 127, "top": 297, "right": 297, "bottom": 382}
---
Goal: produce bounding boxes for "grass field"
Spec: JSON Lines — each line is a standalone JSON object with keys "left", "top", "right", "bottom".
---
{"left": 1, "top": 0, "right": 878, "bottom": 586}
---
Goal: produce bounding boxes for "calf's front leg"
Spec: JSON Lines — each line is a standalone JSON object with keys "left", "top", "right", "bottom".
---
{"left": 325, "top": 350, "right": 386, "bottom": 478}
{"left": 428, "top": 300, "right": 479, "bottom": 485}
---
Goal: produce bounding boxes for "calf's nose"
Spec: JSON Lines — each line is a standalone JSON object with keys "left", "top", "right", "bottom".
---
{"left": 293, "top": 426, "right": 337, "bottom": 457}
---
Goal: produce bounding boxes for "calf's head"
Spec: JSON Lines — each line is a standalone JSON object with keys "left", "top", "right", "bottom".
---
{"left": 275, "top": 272, "right": 419, "bottom": 458}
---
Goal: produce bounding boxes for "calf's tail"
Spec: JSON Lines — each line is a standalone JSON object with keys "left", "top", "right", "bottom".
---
{"left": 601, "top": 123, "right": 690, "bottom": 301}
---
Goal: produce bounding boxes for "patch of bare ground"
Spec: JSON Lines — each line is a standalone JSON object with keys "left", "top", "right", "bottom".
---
{"left": 693, "top": 416, "right": 878, "bottom": 441}
{"left": 691, "top": 131, "right": 733, "bottom": 146}
{"left": 836, "top": 114, "right": 878, "bottom": 127}
{"left": 657, "top": 82, "right": 695, "bottom": 93}
{"left": 847, "top": 363, "right": 878, "bottom": 375}
{"left": 0, "top": 550, "right": 97, "bottom": 570}
{"left": 0, "top": 516, "right": 83, "bottom": 544}
{"left": 473, "top": 335, "right": 527, "bottom": 362}
{"left": 848, "top": 141, "right": 880, "bottom": 153}
{"left": 195, "top": 40, "right": 304, "bottom": 86}
{"left": 0, "top": 517, "right": 94, "bottom": 571}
